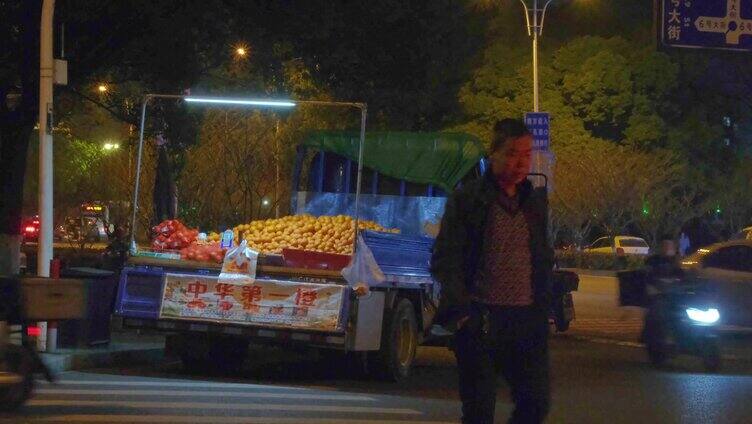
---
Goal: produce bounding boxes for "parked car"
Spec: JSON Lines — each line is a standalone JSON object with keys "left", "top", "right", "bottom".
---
{"left": 21, "top": 216, "right": 40, "bottom": 243}
{"left": 730, "top": 226, "right": 752, "bottom": 241}
{"left": 680, "top": 239, "right": 752, "bottom": 330}
{"left": 57, "top": 215, "right": 108, "bottom": 243}
{"left": 584, "top": 236, "right": 650, "bottom": 256}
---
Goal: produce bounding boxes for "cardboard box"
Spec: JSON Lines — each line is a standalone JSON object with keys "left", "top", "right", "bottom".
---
{"left": 21, "top": 277, "right": 87, "bottom": 320}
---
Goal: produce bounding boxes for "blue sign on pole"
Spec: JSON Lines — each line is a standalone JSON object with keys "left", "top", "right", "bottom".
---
{"left": 524, "top": 112, "right": 550, "bottom": 151}
{"left": 661, "top": 0, "right": 752, "bottom": 51}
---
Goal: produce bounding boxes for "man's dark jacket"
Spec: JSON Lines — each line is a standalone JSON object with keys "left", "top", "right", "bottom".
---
{"left": 431, "top": 172, "right": 555, "bottom": 324}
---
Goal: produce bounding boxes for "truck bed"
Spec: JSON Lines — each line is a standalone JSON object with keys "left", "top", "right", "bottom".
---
{"left": 116, "top": 230, "right": 435, "bottom": 315}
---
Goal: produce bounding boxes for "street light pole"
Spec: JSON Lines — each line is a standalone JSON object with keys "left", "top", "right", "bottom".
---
{"left": 37, "top": 0, "right": 55, "bottom": 277}
{"left": 518, "top": 0, "right": 555, "bottom": 112}
{"left": 533, "top": 17, "right": 539, "bottom": 112}
{"left": 275, "top": 119, "right": 280, "bottom": 219}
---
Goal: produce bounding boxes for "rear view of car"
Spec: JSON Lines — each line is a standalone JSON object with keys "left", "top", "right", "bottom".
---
{"left": 21, "top": 216, "right": 40, "bottom": 243}
{"left": 615, "top": 236, "right": 650, "bottom": 256}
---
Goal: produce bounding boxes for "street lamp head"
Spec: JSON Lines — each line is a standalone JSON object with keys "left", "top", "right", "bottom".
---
{"left": 98, "top": 84, "right": 108, "bottom": 93}
{"left": 234, "top": 43, "right": 250, "bottom": 60}
{"left": 184, "top": 97, "right": 296, "bottom": 108}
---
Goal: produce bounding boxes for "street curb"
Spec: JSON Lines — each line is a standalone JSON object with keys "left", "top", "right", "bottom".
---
{"left": 41, "top": 346, "right": 164, "bottom": 374}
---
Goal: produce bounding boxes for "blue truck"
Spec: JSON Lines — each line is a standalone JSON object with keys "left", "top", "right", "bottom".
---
{"left": 114, "top": 131, "right": 575, "bottom": 381}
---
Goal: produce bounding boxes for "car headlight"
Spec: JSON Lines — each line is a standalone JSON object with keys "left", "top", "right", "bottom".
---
{"left": 686, "top": 308, "right": 720, "bottom": 324}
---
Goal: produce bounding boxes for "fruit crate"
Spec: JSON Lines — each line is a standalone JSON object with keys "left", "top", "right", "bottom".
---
{"left": 282, "top": 248, "right": 352, "bottom": 271}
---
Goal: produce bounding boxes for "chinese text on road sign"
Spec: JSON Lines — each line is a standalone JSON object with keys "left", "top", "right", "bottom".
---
{"left": 662, "top": 0, "right": 752, "bottom": 51}
{"left": 524, "top": 112, "right": 550, "bottom": 152}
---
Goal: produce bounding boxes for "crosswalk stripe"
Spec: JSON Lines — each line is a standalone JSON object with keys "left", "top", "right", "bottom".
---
{"left": 40, "top": 380, "right": 313, "bottom": 391}
{"left": 27, "top": 399, "right": 422, "bottom": 415}
{"left": 36, "top": 388, "right": 374, "bottom": 401}
{"left": 4, "top": 415, "right": 456, "bottom": 424}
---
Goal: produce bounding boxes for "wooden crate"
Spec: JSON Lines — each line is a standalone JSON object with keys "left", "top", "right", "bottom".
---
{"left": 21, "top": 277, "right": 88, "bottom": 320}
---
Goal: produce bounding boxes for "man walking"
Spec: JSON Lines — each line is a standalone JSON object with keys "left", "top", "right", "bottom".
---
{"left": 431, "top": 118, "right": 554, "bottom": 424}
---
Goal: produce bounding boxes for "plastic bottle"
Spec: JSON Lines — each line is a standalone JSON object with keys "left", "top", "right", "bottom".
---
{"left": 220, "top": 229, "right": 234, "bottom": 249}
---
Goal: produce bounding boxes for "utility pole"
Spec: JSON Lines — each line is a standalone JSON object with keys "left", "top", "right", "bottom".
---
{"left": 37, "top": 0, "right": 55, "bottom": 277}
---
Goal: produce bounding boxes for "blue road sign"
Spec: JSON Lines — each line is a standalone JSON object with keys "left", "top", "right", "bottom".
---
{"left": 524, "top": 112, "right": 550, "bottom": 151}
{"left": 661, "top": 0, "right": 752, "bottom": 51}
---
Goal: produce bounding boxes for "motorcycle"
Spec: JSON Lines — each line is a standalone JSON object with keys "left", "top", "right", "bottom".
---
{"left": 618, "top": 270, "right": 722, "bottom": 372}
{"left": 551, "top": 269, "right": 578, "bottom": 332}
{"left": 0, "top": 276, "right": 55, "bottom": 412}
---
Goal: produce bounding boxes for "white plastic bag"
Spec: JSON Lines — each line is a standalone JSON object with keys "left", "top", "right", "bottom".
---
{"left": 219, "top": 239, "right": 259, "bottom": 282}
{"left": 341, "top": 233, "right": 385, "bottom": 293}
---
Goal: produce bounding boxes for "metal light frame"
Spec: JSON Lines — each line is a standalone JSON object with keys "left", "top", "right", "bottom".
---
{"left": 518, "top": 0, "right": 556, "bottom": 112}
{"left": 129, "top": 94, "right": 368, "bottom": 255}
{"left": 519, "top": 0, "right": 555, "bottom": 37}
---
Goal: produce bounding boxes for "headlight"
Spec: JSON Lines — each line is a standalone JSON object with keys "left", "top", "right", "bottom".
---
{"left": 686, "top": 308, "right": 720, "bottom": 324}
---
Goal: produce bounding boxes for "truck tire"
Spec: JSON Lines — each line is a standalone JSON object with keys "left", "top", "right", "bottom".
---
{"left": 372, "top": 298, "right": 418, "bottom": 382}
{"left": 0, "top": 345, "right": 34, "bottom": 412}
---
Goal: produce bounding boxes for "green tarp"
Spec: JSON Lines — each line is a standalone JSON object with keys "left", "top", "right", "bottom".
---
{"left": 302, "top": 131, "right": 485, "bottom": 191}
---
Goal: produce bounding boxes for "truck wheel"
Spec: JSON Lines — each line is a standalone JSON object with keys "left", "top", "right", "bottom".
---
{"left": 372, "top": 298, "right": 418, "bottom": 382}
{"left": 0, "top": 345, "right": 35, "bottom": 412}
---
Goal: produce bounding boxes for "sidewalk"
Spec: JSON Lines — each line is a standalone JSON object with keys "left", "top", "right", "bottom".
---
{"left": 40, "top": 330, "right": 166, "bottom": 374}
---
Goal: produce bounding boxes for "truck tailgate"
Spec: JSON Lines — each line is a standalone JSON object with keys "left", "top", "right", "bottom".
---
{"left": 115, "top": 264, "right": 350, "bottom": 333}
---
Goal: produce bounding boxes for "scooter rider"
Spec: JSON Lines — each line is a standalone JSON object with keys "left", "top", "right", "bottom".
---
{"left": 644, "top": 239, "right": 683, "bottom": 295}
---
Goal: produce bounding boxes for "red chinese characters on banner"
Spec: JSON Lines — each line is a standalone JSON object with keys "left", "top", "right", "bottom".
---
{"left": 186, "top": 280, "right": 208, "bottom": 309}
{"left": 241, "top": 285, "right": 262, "bottom": 313}
{"left": 295, "top": 288, "right": 318, "bottom": 307}
{"left": 292, "top": 307, "right": 309, "bottom": 317}
{"left": 214, "top": 283, "right": 235, "bottom": 312}
{"left": 293, "top": 288, "right": 318, "bottom": 318}
{"left": 269, "top": 305, "right": 285, "bottom": 315}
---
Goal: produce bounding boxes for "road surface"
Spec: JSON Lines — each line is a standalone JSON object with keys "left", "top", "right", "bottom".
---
{"left": 3, "top": 337, "right": 751, "bottom": 424}
{"left": 3, "top": 270, "right": 751, "bottom": 423}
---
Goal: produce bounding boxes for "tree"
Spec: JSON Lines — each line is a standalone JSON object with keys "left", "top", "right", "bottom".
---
{"left": 706, "top": 158, "right": 752, "bottom": 238}
{"left": 1, "top": 1, "right": 238, "bottom": 273}
{"left": 178, "top": 59, "right": 356, "bottom": 233}
{"left": 0, "top": 1, "right": 42, "bottom": 274}
{"left": 632, "top": 152, "right": 701, "bottom": 247}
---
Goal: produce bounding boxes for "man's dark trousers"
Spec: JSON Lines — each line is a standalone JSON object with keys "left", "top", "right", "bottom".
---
{"left": 454, "top": 304, "right": 550, "bottom": 424}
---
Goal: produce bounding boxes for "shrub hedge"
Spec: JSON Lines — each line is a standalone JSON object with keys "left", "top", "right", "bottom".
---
{"left": 555, "top": 251, "right": 645, "bottom": 271}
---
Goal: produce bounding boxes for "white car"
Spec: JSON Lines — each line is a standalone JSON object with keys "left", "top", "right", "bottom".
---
{"left": 584, "top": 236, "right": 650, "bottom": 256}
{"left": 681, "top": 240, "right": 752, "bottom": 330}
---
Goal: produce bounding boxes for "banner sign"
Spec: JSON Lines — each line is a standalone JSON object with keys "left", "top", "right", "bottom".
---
{"left": 661, "top": 0, "right": 752, "bottom": 51}
{"left": 159, "top": 273, "right": 347, "bottom": 332}
{"left": 524, "top": 112, "right": 550, "bottom": 151}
